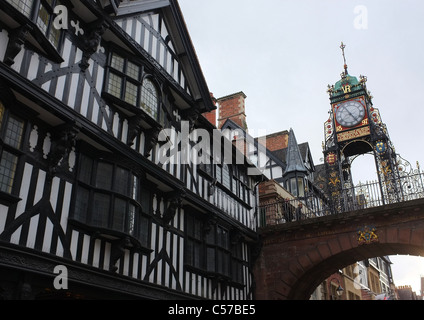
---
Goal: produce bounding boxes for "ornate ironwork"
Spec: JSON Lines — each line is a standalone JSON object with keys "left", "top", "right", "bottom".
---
{"left": 258, "top": 162, "right": 424, "bottom": 227}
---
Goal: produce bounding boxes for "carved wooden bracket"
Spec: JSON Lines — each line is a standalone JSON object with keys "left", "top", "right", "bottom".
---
{"left": 127, "top": 113, "right": 146, "bottom": 147}
{"left": 183, "top": 108, "right": 199, "bottom": 133}
{"left": 144, "top": 127, "right": 161, "bottom": 158}
{"left": 109, "top": 236, "right": 132, "bottom": 272}
{"left": 4, "top": 24, "right": 32, "bottom": 66}
{"left": 80, "top": 20, "right": 109, "bottom": 71}
{"left": 162, "top": 190, "right": 186, "bottom": 225}
{"left": 208, "top": 178, "right": 217, "bottom": 197}
{"left": 48, "top": 123, "right": 80, "bottom": 175}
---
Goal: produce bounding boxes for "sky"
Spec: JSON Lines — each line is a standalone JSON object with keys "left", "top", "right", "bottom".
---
{"left": 178, "top": 0, "right": 424, "bottom": 295}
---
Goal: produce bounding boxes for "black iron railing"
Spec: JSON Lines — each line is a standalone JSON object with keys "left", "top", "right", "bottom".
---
{"left": 258, "top": 171, "right": 424, "bottom": 227}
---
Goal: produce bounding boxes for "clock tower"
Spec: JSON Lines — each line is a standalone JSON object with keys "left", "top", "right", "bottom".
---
{"left": 322, "top": 43, "right": 402, "bottom": 211}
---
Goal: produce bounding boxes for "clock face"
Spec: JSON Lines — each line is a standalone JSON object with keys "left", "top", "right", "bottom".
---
{"left": 336, "top": 100, "right": 366, "bottom": 128}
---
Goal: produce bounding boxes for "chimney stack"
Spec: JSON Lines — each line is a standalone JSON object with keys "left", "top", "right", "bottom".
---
{"left": 217, "top": 91, "right": 247, "bottom": 130}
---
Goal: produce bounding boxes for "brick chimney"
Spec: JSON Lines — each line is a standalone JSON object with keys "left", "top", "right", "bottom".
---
{"left": 258, "top": 131, "right": 290, "bottom": 152}
{"left": 202, "top": 92, "right": 218, "bottom": 127}
{"left": 217, "top": 92, "right": 247, "bottom": 130}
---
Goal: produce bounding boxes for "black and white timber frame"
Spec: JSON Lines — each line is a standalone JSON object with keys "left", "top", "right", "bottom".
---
{"left": 0, "top": 0, "right": 262, "bottom": 300}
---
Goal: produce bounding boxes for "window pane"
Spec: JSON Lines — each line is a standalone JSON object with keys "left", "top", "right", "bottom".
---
{"left": 194, "top": 219, "right": 202, "bottom": 240}
{"left": 73, "top": 187, "right": 89, "bottom": 222}
{"left": 298, "top": 177, "right": 305, "bottom": 197}
{"left": 290, "top": 178, "right": 297, "bottom": 197}
{"left": 113, "top": 198, "right": 126, "bottom": 232}
{"left": 48, "top": 24, "right": 61, "bottom": 48}
{"left": 92, "top": 193, "right": 110, "bottom": 228}
{"left": 6, "top": 0, "right": 33, "bottom": 18}
{"left": 194, "top": 242, "right": 201, "bottom": 269}
{"left": 95, "top": 162, "right": 113, "bottom": 190}
{"left": 111, "top": 54, "right": 124, "bottom": 72}
{"left": 126, "top": 61, "right": 140, "bottom": 80}
{"left": 207, "top": 247, "right": 215, "bottom": 272}
{"left": 37, "top": 4, "right": 50, "bottom": 34}
{"left": 137, "top": 214, "right": 149, "bottom": 246}
{"left": 115, "top": 166, "right": 130, "bottom": 196}
{"left": 206, "top": 227, "right": 215, "bottom": 244}
{"left": 140, "top": 188, "right": 151, "bottom": 214}
{"left": 132, "top": 175, "right": 138, "bottom": 201}
{"left": 222, "top": 165, "right": 231, "bottom": 190}
{"left": 217, "top": 227, "right": 228, "bottom": 249}
{"left": 0, "top": 151, "right": 18, "bottom": 193}
{"left": 140, "top": 79, "right": 158, "bottom": 120}
{"left": 4, "top": 115, "right": 24, "bottom": 149}
{"left": 124, "top": 81, "right": 138, "bottom": 106}
{"left": 216, "top": 165, "right": 222, "bottom": 183}
{"left": 128, "top": 204, "right": 135, "bottom": 235}
{"left": 107, "top": 73, "right": 123, "bottom": 98}
{"left": 78, "top": 155, "right": 93, "bottom": 184}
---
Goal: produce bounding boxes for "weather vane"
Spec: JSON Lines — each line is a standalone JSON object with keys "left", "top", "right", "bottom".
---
{"left": 340, "top": 42, "right": 348, "bottom": 76}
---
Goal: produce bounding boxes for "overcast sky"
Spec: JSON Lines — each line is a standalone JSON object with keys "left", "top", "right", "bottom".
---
{"left": 178, "top": 0, "right": 424, "bottom": 295}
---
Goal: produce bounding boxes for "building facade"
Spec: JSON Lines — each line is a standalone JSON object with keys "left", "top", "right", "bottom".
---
{"left": 0, "top": 0, "right": 263, "bottom": 299}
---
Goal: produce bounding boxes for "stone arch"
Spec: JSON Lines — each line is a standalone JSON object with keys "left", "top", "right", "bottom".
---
{"left": 253, "top": 198, "right": 424, "bottom": 300}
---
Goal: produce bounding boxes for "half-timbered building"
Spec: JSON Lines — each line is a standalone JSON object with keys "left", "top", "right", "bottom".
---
{"left": 0, "top": 0, "right": 263, "bottom": 299}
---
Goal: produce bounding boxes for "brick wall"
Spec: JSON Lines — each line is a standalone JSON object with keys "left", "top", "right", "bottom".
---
{"left": 258, "top": 131, "right": 289, "bottom": 152}
{"left": 217, "top": 91, "right": 247, "bottom": 129}
{"left": 202, "top": 92, "right": 217, "bottom": 127}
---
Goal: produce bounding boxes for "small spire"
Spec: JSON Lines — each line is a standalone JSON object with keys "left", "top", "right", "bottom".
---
{"left": 284, "top": 128, "right": 308, "bottom": 176}
{"left": 340, "top": 42, "right": 348, "bottom": 76}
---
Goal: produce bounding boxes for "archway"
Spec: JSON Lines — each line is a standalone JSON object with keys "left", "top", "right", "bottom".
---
{"left": 253, "top": 198, "right": 424, "bottom": 300}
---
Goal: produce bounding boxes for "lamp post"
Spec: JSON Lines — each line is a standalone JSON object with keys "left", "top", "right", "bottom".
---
{"left": 329, "top": 278, "right": 344, "bottom": 300}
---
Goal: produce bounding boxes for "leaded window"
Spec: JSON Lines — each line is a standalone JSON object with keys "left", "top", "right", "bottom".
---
{"left": 0, "top": 102, "right": 24, "bottom": 195}
{"left": 5, "top": 0, "right": 63, "bottom": 49}
{"left": 185, "top": 213, "right": 239, "bottom": 280}
{"left": 140, "top": 78, "right": 158, "bottom": 120}
{"left": 105, "top": 52, "right": 163, "bottom": 124}
{"left": 72, "top": 153, "right": 151, "bottom": 246}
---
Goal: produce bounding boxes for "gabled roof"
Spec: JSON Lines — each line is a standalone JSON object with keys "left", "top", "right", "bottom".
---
{"left": 117, "top": 0, "right": 171, "bottom": 15}
{"left": 283, "top": 128, "right": 308, "bottom": 175}
{"left": 220, "top": 119, "right": 287, "bottom": 171}
{"left": 96, "top": 0, "right": 216, "bottom": 113}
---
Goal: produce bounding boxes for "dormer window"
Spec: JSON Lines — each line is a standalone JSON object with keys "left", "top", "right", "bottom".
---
{"left": 105, "top": 51, "right": 163, "bottom": 125}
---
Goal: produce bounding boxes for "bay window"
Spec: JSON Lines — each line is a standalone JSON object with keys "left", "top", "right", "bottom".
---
{"left": 72, "top": 153, "right": 151, "bottom": 247}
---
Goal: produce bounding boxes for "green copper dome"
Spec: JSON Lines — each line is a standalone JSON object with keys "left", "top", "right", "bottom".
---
{"left": 334, "top": 74, "right": 360, "bottom": 91}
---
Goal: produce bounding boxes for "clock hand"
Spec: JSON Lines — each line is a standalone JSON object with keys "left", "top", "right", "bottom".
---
{"left": 345, "top": 108, "right": 356, "bottom": 120}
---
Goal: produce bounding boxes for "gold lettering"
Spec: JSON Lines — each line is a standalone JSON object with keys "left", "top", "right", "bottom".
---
{"left": 342, "top": 85, "right": 352, "bottom": 94}
{"left": 337, "top": 127, "right": 370, "bottom": 142}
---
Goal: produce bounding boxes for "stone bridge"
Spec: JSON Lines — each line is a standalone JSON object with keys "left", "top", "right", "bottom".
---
{"left": 253, "top": 198, "right": 424, "bottom": 300}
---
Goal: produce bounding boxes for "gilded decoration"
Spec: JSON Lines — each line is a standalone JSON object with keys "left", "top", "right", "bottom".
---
{"left": 357, "top": 226, "right": 378, "bottom": 245}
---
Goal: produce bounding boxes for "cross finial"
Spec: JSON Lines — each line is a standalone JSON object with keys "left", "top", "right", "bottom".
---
{"left": 340, "top": 42, "right": 348, "bottom": 75}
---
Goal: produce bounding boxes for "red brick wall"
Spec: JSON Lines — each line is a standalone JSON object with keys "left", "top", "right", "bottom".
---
{"left": 203, "top": 110, "right": 217, "bottom": 127}
{"left": 202, "top": 92, "right": 218, "bottom": 127}
{"left": 258, "top": 131, "right": 289, "bottom": 151}
{"left": 217, "top": 92, "right": 247, "bottom": 129}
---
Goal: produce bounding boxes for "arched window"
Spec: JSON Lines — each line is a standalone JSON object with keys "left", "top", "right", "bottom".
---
{"left": 140, "top": 78, "right": 159, "bottom": 120}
